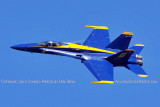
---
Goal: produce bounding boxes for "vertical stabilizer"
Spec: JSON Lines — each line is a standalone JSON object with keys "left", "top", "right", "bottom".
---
{"left": 130, "top": 44, "right": 144, "bottom": 54}
{"left": 106, "top": 32, "right": 133, "bottom": 50}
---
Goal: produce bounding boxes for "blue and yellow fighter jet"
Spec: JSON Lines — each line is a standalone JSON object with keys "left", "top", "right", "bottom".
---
{"left": 11, "top": 26, "right": 147, "bottom": 84}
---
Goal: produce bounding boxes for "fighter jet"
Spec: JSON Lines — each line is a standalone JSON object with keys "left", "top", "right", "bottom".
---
{"left": 11, "top": 25, "right": 147, "bottom": 84}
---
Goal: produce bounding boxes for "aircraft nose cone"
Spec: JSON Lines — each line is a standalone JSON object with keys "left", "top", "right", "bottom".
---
{"left": 10, "top": 44, "right": 28, "bottom": 51}
{"left": 10, "top": 46, "right": 18, "bottom": 49}
{"left": 11, "top": 43, "right": 39, "bottom": 51}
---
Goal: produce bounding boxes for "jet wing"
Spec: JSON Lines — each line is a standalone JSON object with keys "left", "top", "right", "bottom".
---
{"left": 83, "top": 59, "right": 114, "bottom": 84}
{"left": 83, "top": 26, "right": 110, "bottom": 49}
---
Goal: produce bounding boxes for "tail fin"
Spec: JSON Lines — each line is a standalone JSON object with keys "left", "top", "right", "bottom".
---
{"left": 130, "top": 44, "right": 144, "bottom": 54}
{"left": 107, "top": 49, "right": 135, "bottom": 66}
{"left": 126, "top": 64, "right": 148, "bottom": 77}
{"left": 106, "top": 32, "right": 133, "bottom": 50}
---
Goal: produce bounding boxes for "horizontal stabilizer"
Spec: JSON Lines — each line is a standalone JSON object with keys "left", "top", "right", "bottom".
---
{"left": 126, "top": 64, "right": 148, "bottom": 77}
{"left": 130, "top": 44, "right": 144, "bottom": 54}
{"left": 106, "top": 32, "right": 133, "bottom": 50}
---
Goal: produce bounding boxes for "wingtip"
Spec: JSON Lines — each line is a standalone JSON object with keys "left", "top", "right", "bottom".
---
{"left": 91, "top": 80, "right": 114, "bottom": 84}
{"left": 138, "top": 74, "right": 148, "bottom": 77}
{"left": 85, "top": 25, "right": 108, "bottom": 30}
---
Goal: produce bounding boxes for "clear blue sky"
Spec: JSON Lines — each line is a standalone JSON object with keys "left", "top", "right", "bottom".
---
{"left": 0, "top": 0, "right": 160, "bottom": 107}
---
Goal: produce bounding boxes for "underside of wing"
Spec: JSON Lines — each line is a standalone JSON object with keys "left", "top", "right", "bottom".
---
{"left": 83, "top": 25, "right": 110, "bottom": 49}
{"left": 83, "top": 59, "right": 114, "bottom": 84}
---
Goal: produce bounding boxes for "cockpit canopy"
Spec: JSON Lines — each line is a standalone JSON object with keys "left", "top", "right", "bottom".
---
{"left": 39, "top": 41, "right": 66, "bottom": 47}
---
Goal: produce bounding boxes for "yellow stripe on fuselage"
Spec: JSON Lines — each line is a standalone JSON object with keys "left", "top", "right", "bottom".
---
{"left": 53, "top": 43, "right": 117, "bottom": 54}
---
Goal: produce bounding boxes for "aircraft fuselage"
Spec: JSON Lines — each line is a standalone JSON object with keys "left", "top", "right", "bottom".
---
{"left": 11, "top": 41, "right": 142, "bottom": 66}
